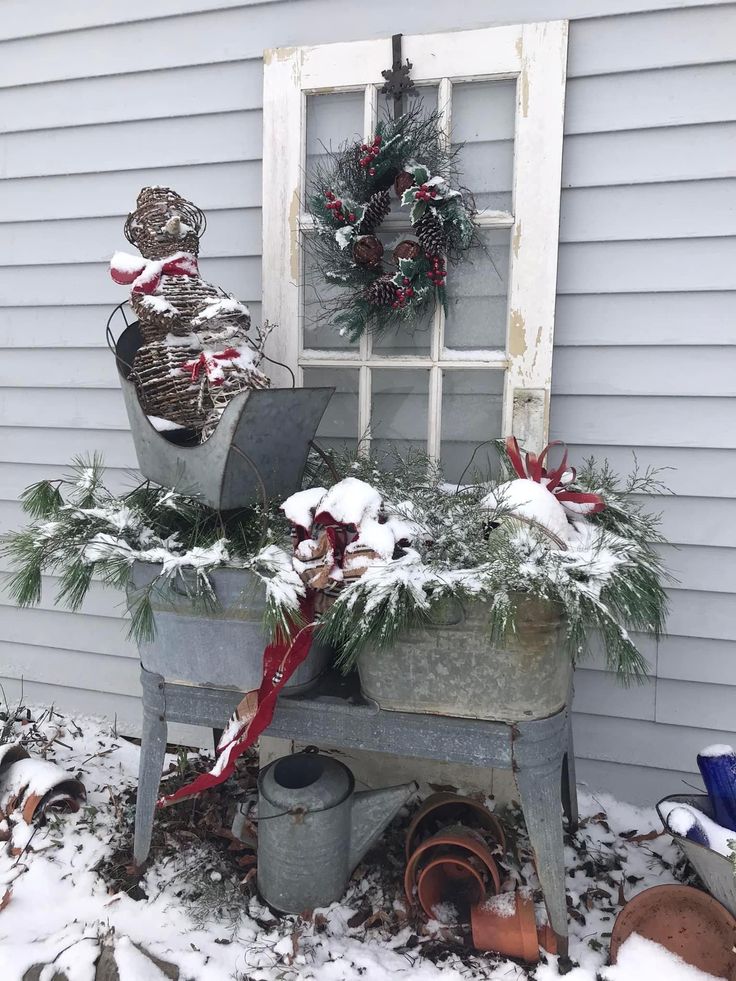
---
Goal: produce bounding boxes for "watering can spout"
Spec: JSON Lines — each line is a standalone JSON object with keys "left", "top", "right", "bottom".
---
{"left": 349, "top": 781, "right": 418, "bottom": 870}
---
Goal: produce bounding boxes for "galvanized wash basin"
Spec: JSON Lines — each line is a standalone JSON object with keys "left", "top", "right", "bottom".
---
{"left": 356, "top": 594, "right": 569, "bottom": 722}
{"left": 129, "top": 561, "right": 330, "bottom": 691}
{"left": 657, "top": 793, "right": 736, "bottom": 918}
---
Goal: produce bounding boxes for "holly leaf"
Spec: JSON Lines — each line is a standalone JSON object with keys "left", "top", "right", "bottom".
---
{"left": 342, "top": 199, "right": 364, "bottom": 223}
{"left": 413, "top": 164, "right": 430, "bottom": 185}
{"left": 410, "top": 200, "right": 428, "bottom": 225}
{"left": 401, "top": 188, "right": 418, "bottom": 207}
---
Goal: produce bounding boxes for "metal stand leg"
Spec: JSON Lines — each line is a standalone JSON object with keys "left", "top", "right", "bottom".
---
{"left": 514, "top": 720, "right": 569, "bottom": 958}
{"left": 134, "top": 669, "right": 168, "bottom": 866}
{"left": 562, "top": 710, "right": 579, "bottom": 832}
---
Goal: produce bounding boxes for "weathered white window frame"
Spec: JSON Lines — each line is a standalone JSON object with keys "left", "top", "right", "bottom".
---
{"left": 262, "top": 22, "right": 568, "bottom": 453}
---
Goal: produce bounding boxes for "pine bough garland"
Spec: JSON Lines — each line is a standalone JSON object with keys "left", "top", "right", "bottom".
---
{"left": 0, "top": 457, "right": 304, "bottom": 645}
{"left": 307, "top": 105, "right": 478, "bottom": 340}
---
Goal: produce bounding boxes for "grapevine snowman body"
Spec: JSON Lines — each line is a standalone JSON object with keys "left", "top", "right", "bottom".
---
{"left": 110, "top": 187, "right": 269, "bottom": 435}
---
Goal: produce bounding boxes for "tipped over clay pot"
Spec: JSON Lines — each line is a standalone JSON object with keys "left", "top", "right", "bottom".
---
{"left": 609, "top": 884, "right": 736, "bottom": 980}
{"left": 416, "top": 848, "right": 486, "bottom": 923}
{"left": 405, "top": 793, "right": 506, "bottom": 859}
{"left": 405, "top": 827, "right": 502, "bottom": 922}
{"left": 471, "top": 892, "right": 541, "bottom": 962}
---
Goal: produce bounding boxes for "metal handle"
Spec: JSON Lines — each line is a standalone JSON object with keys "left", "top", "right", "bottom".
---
{"left": 105, "top": 301, "right": 134, "bottom": 376}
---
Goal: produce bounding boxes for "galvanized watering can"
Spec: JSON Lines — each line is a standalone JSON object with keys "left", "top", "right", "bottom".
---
{"left": 255, "top": 751, "right": 417, "bottom": 913}
{"left": 112, "top": 318, "right": 334, "bottom": 511}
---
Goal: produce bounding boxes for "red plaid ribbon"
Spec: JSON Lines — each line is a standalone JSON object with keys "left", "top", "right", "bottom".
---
{"left": 110, "top": 251, "right": 198, "bottom": 295}
{"left": 159, "top": 594, "right": 316, "bottom": 808}
{"left": 180, "top": 348, "right": 240, "bottom": 385}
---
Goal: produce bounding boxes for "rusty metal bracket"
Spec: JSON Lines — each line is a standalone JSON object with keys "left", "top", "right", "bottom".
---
{"left": 381, "top": 33, "right": 415, "bottom": 120}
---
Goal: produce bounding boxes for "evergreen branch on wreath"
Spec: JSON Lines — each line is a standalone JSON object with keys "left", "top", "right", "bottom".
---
{"left": 304, "top": 102, "right": 479, "bottom": 341}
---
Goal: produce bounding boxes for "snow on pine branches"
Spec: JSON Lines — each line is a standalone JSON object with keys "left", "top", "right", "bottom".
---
{"left": 283, "top": 442, "right": 670, "bottom": 682}
{"left": 2, "top": 442, "right": 670, "bottom": 684}
{"left": 0, "top": 456, "right": 303, "bottom": 645}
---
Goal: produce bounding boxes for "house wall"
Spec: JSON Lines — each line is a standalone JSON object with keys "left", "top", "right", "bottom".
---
{"left": 0, "top": 0, "right": 734, "bottom": 802}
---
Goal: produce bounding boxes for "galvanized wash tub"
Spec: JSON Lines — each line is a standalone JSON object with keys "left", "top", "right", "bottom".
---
{"left": 356, "top": 594, "right": 569, "bottom": 722}
{"left": 130, "top": 561, "right": 330, "bottom": 691}
{"left": 657, "top": 793, "right": 736, "bottom": 918}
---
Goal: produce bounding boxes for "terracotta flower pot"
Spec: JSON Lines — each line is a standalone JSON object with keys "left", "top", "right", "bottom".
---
{"left": 537, "top": 922, "right": 558, "bottom": 956}
{"left": 0, "top": 745, "right": 86, "bottom": 825}
{"left": 405, "top": 792, "right": 506, "bottom": 860}
{"left": 471, "top": 892, "right": 540, "bottom": 963}
{"left": 610, "top": 884, "right": 736, "bottom": 980}
{"left": 416, "top": 848, "right": 486, "bottom": 922}
{"left": 405, "top": 827, "right": 502, "bottom": 921}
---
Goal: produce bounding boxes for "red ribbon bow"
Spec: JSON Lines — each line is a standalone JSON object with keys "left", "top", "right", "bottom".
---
{"left": 180, "top": 348, "right": 240, "bottom": 386}
{"left": 505, "top": 436, "right": 605, "bottom": 515}
{"left": 109, "top": 250, "right": 198, "bottom": 295}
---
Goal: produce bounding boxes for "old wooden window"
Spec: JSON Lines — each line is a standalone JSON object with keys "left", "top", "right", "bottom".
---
{"left": 263, "top": 23, "right": 568, "bottom": 478}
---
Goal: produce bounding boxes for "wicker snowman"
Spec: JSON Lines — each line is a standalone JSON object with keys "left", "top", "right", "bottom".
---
{"left": 110, "top": 187, "right": 269, "bottom": 435}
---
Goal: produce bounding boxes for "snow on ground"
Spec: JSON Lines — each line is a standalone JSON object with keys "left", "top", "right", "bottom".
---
{"left": 0, "top": 706, "right": 710, "bottom": 981}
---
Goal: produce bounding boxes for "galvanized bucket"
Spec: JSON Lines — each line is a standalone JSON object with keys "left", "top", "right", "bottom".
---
{"left": 129, "top": 560, "right": 330, "bottom": 691}
{"left": 113, "top": 319, "right": 334, "bottom": 512}
{"left": 657, "top": 793, "right": 736, "bottom": 918}
{"left": 356, "top": 594, "right": 569, "bottom": 722}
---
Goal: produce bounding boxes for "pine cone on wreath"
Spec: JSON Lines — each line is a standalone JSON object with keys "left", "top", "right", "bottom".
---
{"left": 359, "top": 189, "right": 391, "bottom": 235}
{"left": 364, "top": 275, "right": 397, "bottom": 307}
{"left": 415, "top": 211, "right": 446, "bottom": 257}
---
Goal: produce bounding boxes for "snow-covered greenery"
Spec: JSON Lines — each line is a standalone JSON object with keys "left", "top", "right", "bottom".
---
{"left": 0, "top": 456, "right": 303, "bottom": 644}
{"left": 306, "top": 446, "right": 670, "bottom": 683}
{"left": 2, "top": 445, "right": 670, "bottom": 684}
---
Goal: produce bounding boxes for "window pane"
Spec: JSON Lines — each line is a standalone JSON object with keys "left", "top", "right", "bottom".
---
{"left": 452, "top": 79, "right": 515, "bottom": 214}
{"left": 302, "top": 229, "right": 358, "bottom": 351}
{"left": 371, "top": 368, "right": 429, "bottom": 459}
{"left": 302, "top": 367, "right": 359, "bottom": 453}
{"left": 305, "top": 91, "right": 364, "bottom": 187}
{"left": 304, "top": 92, "right": 364, "bottom": 350}
{"left": 440, "top": 370, "right": 504, "bottom": 482}
{"left": 444, "top": 228, "right": 510, "bottom": 351}
{"left": 372, "top": 226, "right": 433, "bottom": 355}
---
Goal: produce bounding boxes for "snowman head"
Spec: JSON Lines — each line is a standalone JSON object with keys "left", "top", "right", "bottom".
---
{"left": 125, "top": 186, "right": 205, "bottom": 260}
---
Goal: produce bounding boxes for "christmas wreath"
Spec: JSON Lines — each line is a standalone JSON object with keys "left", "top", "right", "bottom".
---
{"left": 307, "top": 106, "right": 478, "bottom": 340}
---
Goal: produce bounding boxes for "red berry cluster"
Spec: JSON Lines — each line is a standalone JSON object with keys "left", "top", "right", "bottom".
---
{"left": 426, "top": 255, "right": 446, "bottom": 288}
{"left": 359, "top": 135, "right": 382, "bottom": 176}
{"left": 391, "top": 276, "right": 416, "bottom": 309}
{"left": 415, "top": 183, "right": 438, "bottom": 202}
{"left": 324, "top": 191, "right": 356, "bottom": 224}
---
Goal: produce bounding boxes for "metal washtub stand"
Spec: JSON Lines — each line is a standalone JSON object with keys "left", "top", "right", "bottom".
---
{"left": 135, "top": 668, "right": 578, "bottom": 957}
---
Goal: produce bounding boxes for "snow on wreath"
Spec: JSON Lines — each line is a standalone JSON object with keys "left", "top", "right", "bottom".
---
{"left": 305, "top": 104, "right": 478, "bottom": 341}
